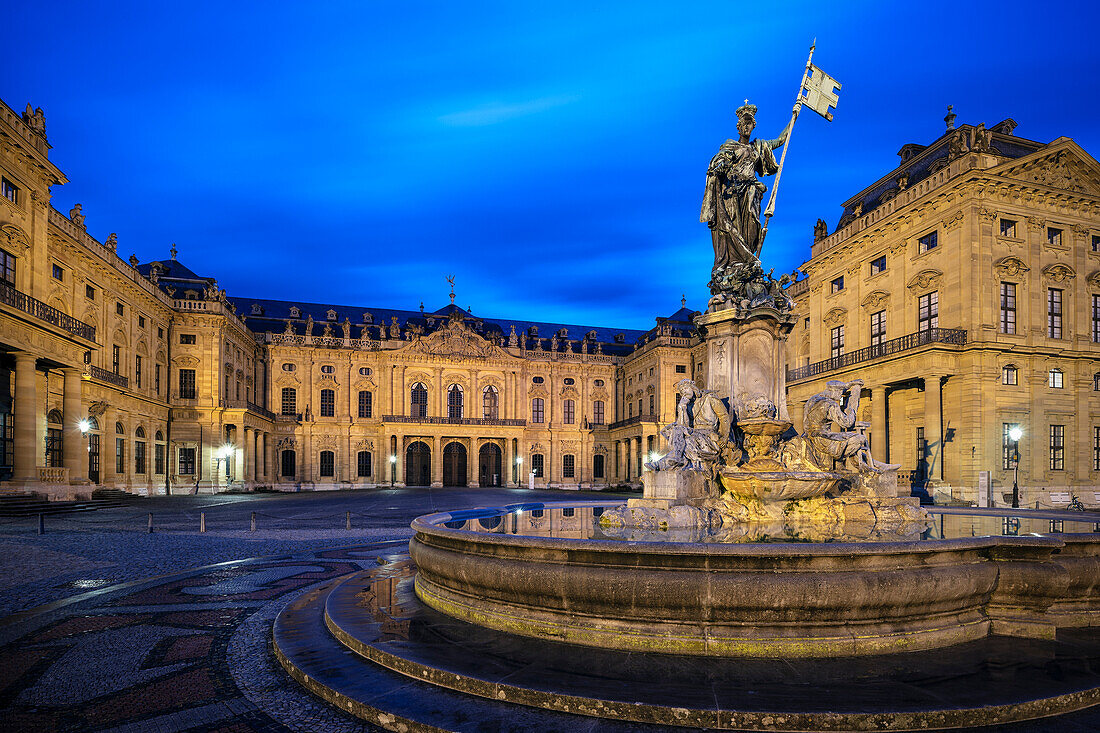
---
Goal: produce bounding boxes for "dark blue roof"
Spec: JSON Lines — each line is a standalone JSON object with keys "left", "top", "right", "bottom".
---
{"left": 136, "top": 258, "right": 207, "bottom": 282}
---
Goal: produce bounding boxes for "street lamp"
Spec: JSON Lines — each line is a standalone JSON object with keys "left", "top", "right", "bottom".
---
{"left": 389, "top": 454, "right": 396, "bottom": 487}
{"left": 515, "top": 456, "right": 522, "bottom": 486}
{"left": 217, "top": 444, "right": 234, "bottom": 488}
{"left": 1009, "top": 426, "right": 1023, "bottom": 508}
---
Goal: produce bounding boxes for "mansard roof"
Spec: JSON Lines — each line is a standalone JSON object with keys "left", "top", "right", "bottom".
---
{"left": 136, "top": 258, "right": 207, "bottom": 283}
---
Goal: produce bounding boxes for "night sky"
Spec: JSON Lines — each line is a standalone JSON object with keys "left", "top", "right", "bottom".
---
{"left": 7, "top": 2, "right": 1100, "bottom": 329}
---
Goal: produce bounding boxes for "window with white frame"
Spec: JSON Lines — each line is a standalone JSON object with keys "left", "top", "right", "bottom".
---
{"left": 1049, "top": 425, "right": 1064, "bottom": 471}
{"left": 870, "top": 310, "right": 886, "bottom": 347}
{"left": 1047, "top": 288, "right": 1063, "bottom": 338}
{"left": 1000, "top": 282, "right": 1016, "bottom": 334}
{"left": 1048, "top": 368, "right": 1063, "bottom": 389}
{"left": 830, "top": 325, "right": 844, "bottom": 358}
{"left": 1002, "top": 364, "right": 1018, "bottom": 385}
{"left": 918, "top": 291, "right": 938, "bottom": 333}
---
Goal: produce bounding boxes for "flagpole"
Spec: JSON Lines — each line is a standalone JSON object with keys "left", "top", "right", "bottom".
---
{"left": 761, "top": 41, "right": 815, "bottom": 243}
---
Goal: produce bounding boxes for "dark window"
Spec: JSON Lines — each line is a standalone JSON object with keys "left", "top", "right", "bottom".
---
{"left": 281, "top": 450, "right": 296, "bottom": 477}
{"left": 563, "top": 399, "right": 575, "bottom": 424}
{"left": 531, "top": 453, "right": 544, "bottom": 478}
{"left": 447, "top": 385, "right": 463, "bottom": 419}
{"left": 1002, "top": 365, "right": 1018, "bottom": 385}
{"left": 483, "top": 386, "right": 498, "bottom": 419}
{"left": 411, "top": 382, "right": 428, "bottom": 417}
{"left": 593, "top": 454, "right": 605, "bottom": 479}
{"left": 1, "top": 177, "right": 17, "bottom": 203}
{"left": 1050, "top": 425, "right": 1064, "bottom": 471}
{"left": 157, "top": 327, "right": 163, "bottom": 339}
{"left": 870, "top": 310, "right": 886, "bottom": 347}
{"left": 138, "top": 315, "right": 145, "bottom": 328}
{"left": 52, "top": 264, "right": 63, "bottom": 281}
{"left": 1095, "top": 427, "right": 1100, "bottom": 471}
{"left": 1095, "top": 373, "right": 1100, "bottom": 391}
{"left": 532, "top": 376, "right": 544, "bottom": 384}
{"left": 918, "top": 231, "right": 938, "bottom": 253}
{"left": 134, "top": 354, "right": 142, "bottom": 388}
{"left": 562, "top": 454, "right": 575, "bottom": 478}
{"left": 830, "top": 325, "right": 844, "bottom": 358}
{"left": 180, "top": 334, "right": 196, "bottom": 345}
{"left": 1047, "top": 288, "right": 1062, "bottom": 338}
{"left": 86, "top": 284, "right": 95, "bottom": 299}
{"left": 112, "top": 345, "right": 121, "bottom": 374}
{"left": 281, "top": 387, "right": 296, "bottom": 415}
{"left": 179, "top": 447, "right": 196, "bottom": 475}
{"left": 649, "top": 394, "right": 654, "bottom": 414}
{"left": 1093, "top": 234, "right": 1100, "bottom": 252}
{"left": 1049, "top": 369, "right": 1063, "bottom": 389}
{"left": 594, "top": 379, "right": 604, "bottom": 386}
{"left": 830, "top": 276, "right": 844, "bottom": 293}
{"left": 675, "top": 365, "right": 686, "bottom": 374}
{"left": 1047, "top": 227, "right": 1063, "bottom": 246}
{"left": 1000, "top": 282, "right": 1016, "bottom": 334}
{"left": 870, "top": 255, "right": 886, "bottom": 275}
{"left": 1000, "top": 219, "right": 1017, "bottom": 238}
{"left": 45, "top": 427, "right": 63, "bottom": 467}
{"left": 358, "top": 390, "right": 372, "bottom": 418}
{"left": 0, "top": 248, "right": 14, "bottom": 286}
{"left": 154, "top": 442, "right": 165, "bottom": 474}
{"left": 155, "top": 364, "right": 161, "bottom": 395}
{"left": 563, "top": 507, "right": 576, "bottom": 518}
{"left": 918, "top": 291, "right": 938, "bottom": 333}
{"left": 593, "top": 400, "right": 605, "bottom": 425}
{"left": 320, "top": 364, "right": 335, "bottom": 374}
{"left": 135, "top": 441, "right": 146, "bottom": 474}
{"left": 1002, "top": 423, "right": 1020, "bottom": 471}
{"left": 116, "top": 438, "right": 125, "bottom": 474}
{"left": 116, "top": 302, "right": 124, "bottom": 316}
{"left": 1092, "top": 295, "right": 1100, "bottom": 343}
{"left": 320, "top": 450, "right": 335, "bottom": 477}
{"left": 357, "top": 451, "right": 372, "bottom": 477}
{"left": 564, "top": 378, "right": 575, "bottom": 385}
{"left": 320, "top": 389, "right": 335, "bottom": 417}
{"left": 531, "top": 397, "right": 544, "bottom": 423}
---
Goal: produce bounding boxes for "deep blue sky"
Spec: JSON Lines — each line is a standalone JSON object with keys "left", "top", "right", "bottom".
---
{"left": 7, "top": 2, "right": 1100, "bottom": 329}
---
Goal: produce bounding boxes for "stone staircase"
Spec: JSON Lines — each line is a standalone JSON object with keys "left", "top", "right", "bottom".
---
{"left": 0, "top": 488, "right": 136, "bottom": 517}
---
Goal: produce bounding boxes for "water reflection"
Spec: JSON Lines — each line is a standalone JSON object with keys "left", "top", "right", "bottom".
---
{"left": 432, "top": 505, "right": 1100, "bottom": 544}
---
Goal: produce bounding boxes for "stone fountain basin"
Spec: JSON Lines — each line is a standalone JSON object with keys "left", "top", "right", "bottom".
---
{"left": 719, "top": 469, "right": 844, "bottom": 500}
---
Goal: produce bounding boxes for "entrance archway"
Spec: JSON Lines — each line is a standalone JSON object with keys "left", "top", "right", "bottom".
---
{"left": 405, "top": 441, "right": 431, "bottom": 487}
{"left": 442, "top": 441, "right": 467, "bottom": 487}
{"left": 478, "top": 442, "right": 502, "bottom": 487}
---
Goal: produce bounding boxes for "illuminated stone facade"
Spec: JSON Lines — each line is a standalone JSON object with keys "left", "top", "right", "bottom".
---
{"left": 788, "top": 116, "right": 1100, "bottom": 507}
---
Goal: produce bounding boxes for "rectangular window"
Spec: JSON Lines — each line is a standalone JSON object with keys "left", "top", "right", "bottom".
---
{"left": 1, "top": 177, "right": 17, "bottom": 203}
{"left": 870, "top": 255, "right": 887, "bottom": 275}
{"left": 135, "top": 354, "right": 142, "bottom": 388}
{"left": 1093, "top": 234, "right": 1100, "bottom": 252}
{"left": 531, "top": 453, "right": 544, "bottom": 478}
{"left": 180, "top": 334, "right": 196, "bottom": 345}
{"left": 531, "top": 397, "right": 544, "bottom": 423}
{"left": 628, "top": 401, "right": 633, "bottom": 418}
{"left": 918, "top": 291, "right": 939, "bottom": 333}
{"left": 1047, "top": 288, "right": 1062, "bottom": 338}
{"left": 178, "top": 447, "right": 195, "bottom": 475}
{"left": 1000, "top": 282, "right": 1017, "bottom": 334}
{"left": 563, "top": 399, "right": 575, "bottom": 424}
{"left": 1047, "top": 227, "right": 1063, "bottom": 246}
{"left": 281, "top": 450, "right": 296, "bottom": 477}
{"left": 593, "top": 400, "right": 605, "bottom": 425}
{"left": 320, "top": 389, "right": 335, "bottom": 417}
{"left": 593, "top": 454, "right": 605, "bottom": 479}
{"left": 1002, "top": 365, "right": 1017, "bottom": 385}
{"left": 138, "top": 315, "right": 145, "bottom": 328}
{"left": 1049, "top": 425, "right": 1064, "bottom": 471}
{"left": 157, "top": 327, "right": 164, "bottom": 339}
{"left": 1094, "top": 427, "right": 1100, "bottom": 471}
{"left": 1000, "top": 219, "right": 1017, "bottom": 238}
{"left": 52, "top": 264, "right": 64, "bottom": 281}
{"left": 178, "top": 369, "right": 196, "bottom": 399}
{"left": 357, "top": 451, "right": 372, "bottom": 477}
{"left": 649, "top": 394, "right": 655, "bottom": 415}
{"left": 918, "top": 231, "right": 938, "bottom": 253}
{"left": 112, "top": 345, "right": 121, "bottom": 374}
{"left": 675, "top": 365, "right": 686, "bottom": 374}
{"left": 45, "top": 428, "right": 63, "bottom": 468}
{"left": 562, "top": 454, "right": 575, "bottom": 478}
{"left": 830, "top": 276, "right": 844, "bottom": 293}
{"left": 1002, "top": 423, "right": 1020, "bottom": 470}
{"left": 135, "top": 441, "right": 146, "bottom": 474}
{"left": 870, "top": 310, "right": 886, "bottom": 347}
{"left": 358, "top": 390, "right": 372, "bottom": 418}
{"left": 1092, "top": 295, "right": 1100, "bottom": 343}
{"left": 830, "top": 325, "right": 844, "bottom": 359}
{"left": 116, "top": 302, "right": 124, "bottom": 316}
{"left": 86, "top": 284, "right": 95, "bottom": 299}
{"left": 1049, "top": 369, "right": 1063, "bottom": 389}
{"left": 155, "top": 443, "right": 165, "bottom": 474}
{"left": 116, "top": 438, "right": 125, "bottom": 474}
{"left": 155, "top": 364, "right": 161, "bottom": 395}
{"left": 320, "top": 451, "right": 335, "bottom": 477}
{"left": 0, "top": 248, "right": 14, "bottom": 286}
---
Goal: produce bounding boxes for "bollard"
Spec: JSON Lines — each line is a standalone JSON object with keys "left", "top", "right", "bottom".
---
{"left": 38, "top": 513, "right": 45, "bottom": 536}
{"left": 148, "top": 513, "right": 154, "bottom": 534}
{"left": 346, "top": 511, "right": 351, "bottom": 530}
{"left": 200, "top": 512, "right": 206, "bottom": 533}
{"left": 250, "top": 511, "right": 256, "bottom": 532}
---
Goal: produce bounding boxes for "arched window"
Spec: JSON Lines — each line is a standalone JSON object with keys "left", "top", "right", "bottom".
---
{"left": 483, "top": 385, "right": 498, "bottom": 420}
{"left": 281, "top": 450, "right": 296, "bottom": 477}
{"left": 116, "top": 422, "right": 125, "bottom": 434}
{"left": 86, "top": 417, "right": 99, "bottom": 431}
{"left": 447, "top": 384, "right": 463, "bottom": 419}
{"left": 563, "top": 399, "right": 575, "bottom": 424}
{"left": 319, "top": 450, "right": 335, "bottom": 477}
{"left": 47, "top": 409, "right": 63, "bottom": 425}
{"left": 154, "top": 430, "right": 165, "bottom": 475}
{"left": 358, "top": 390, "right": 373, "bottom": 418}
{"left": 134, "top": 428, "right": 147, "bottom": 474}
{"left": 45, "top": 410, "right": 63, "bottom": 468}
{"left": 1002, "top": 365, "right": 1018, "bottom": 385}
{"left": 281, "top": 387, "right": 296, "bottom": 415}
{"left": 320, "top": 388, "right": 335, "bottom": 417}
{"left": 531, "top": 397, "right": 544, "bottom": 424}
{"left": 1048, "top": 368, "right": 1064, "bottom": 389}
{"left": 411, "top": 382, "right": 428, "bottom": 417}
{"left": 154, "top": 430, "right": 163, "bottom": 441}
{"left": 135, "top": 426, "right": 146, "bottom": 439}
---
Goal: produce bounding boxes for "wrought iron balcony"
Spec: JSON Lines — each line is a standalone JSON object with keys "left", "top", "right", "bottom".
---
{"left": 85, "top": 364, "right": 128, "bottom": 388}
{"left": 608, "top": 414, "right": 660, "bottom": 430}
{"left": 276, "top": 412, "right": 302, "bottom": 423}
{"left": 787, "top": 328, "right": 967, "bottom": 383}
{"left": 382, "top": 415, "right": 526, "bottom": 427}
{"left": 247, "top": 401, "right": 277, "bottom": 421}
{"left": 0, "top": 280, "right": 96, "bottom": 342}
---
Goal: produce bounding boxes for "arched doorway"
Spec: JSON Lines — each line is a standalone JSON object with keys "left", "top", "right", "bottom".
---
{"left": 442, "top": 441, "right": 467, "bottom": 487}
{"left": 405, "top": 441, "right": 431, "bottom": 486}
{"left": 478, "top": 443, "right": 502, "bottom": 487}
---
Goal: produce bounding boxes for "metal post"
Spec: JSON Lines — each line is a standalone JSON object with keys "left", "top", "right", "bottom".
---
{"left": 38, "top": 513, "right": 44, "bottom": 536}
{"left": 1011, "top": 440, "right": 1020, "bottom": 509}
{"left": 200, "top": 512, "right": 206, "bottom": 533}
{"left": 346, "top": 511, "right": 351, "bottom": 530}
{"left": 250, "top": 511, "right": 256, "bottom": 532}
{"left": 148, "top": 513, "right": 153, "bottom": 534}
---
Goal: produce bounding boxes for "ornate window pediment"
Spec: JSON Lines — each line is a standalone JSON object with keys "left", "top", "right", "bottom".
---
{"left": 860, "top": 290, "right": 890, "bottom": 311}
{"left": 994, "top": 256, "right": 1030, "bottom": 278}
{"left": 822, "top": 307, "right": 848, "bottom": 326}
{"left": 1, "top": 223, "right": 31, "bottom": 252}
{"left": 1086, "top": 271, "right": 1100, "bottom": 290}
{"left": 1042, "top": 263, "right": 1076, "bottom": 283}
{"left": 906, "top": 268, "right": 943, "bottom": 293}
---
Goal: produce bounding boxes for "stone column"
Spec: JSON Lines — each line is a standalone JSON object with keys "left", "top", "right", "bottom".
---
{"left": 243, "top": 427, "right": 254, "bottom": 482}
{"left": 265, "top": 432, "right": 275, "bottom": 483}
{"left": 62, "top": 367, "right": 87, "bottom": 483}
{"left": 468, "top": 441, "right": 477, "bottom": 487}
{"left": 13, "top": 353, "right": 39, "bottom": 481}
{"left": 924, "top": 375, "right": 943, "bottom": 483}
{"left": 432, "top": 435, "right": 442, "bottom": 487}
{"left": 871, "top": 386, "right": 888, "bottom": 463}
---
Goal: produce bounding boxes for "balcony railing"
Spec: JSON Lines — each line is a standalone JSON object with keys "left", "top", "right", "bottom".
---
{"left": 382, "top": 415, "right": 526, "bottom": 427}
{"left": 608, "top": 414, "right": 660, "bottom": 430}
{"left": 86, "top": 364, "right": 128, "bottom": 388}
{"left": 787, "top": 328, "right": 967, "bottom": 383}
{"left": 247, "top": 401, "right": 277, "bottom": 421}
{"left": 276, "top": 412, "right": 302, "bottom": 422}
{"left": 0, "top": 281, "right": 96, "bottom": 342}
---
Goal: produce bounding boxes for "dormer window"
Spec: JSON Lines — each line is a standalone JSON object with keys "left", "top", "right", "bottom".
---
{"left": 288, "top": 306, "right": 301, "bottom": 318}
{"left": 250, "top": 303, "right": 264, "bottom": 316}
{"left": 363, "top": 312, "right": 373, "bottom": 324}
{"left": 326, "top": 309, "right": 337, "bottom": 321}
{"left": 614, "top": 333, "right": 625, "bottom": 343}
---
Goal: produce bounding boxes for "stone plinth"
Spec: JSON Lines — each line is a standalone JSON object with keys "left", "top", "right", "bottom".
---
{"left": 599, "top": 470, "right": 712, "bottom": 528}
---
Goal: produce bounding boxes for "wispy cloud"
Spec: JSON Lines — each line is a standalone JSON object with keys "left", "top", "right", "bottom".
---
{"left": 438, "top": 94, "right": 580, "bottom": 127}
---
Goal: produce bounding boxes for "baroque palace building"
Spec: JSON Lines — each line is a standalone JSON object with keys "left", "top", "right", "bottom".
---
{"left": 0, "top": 98, "right": 704, "bottom": 498}
{"left": 788, "top": 109, "right": 1100, "bottom": 507}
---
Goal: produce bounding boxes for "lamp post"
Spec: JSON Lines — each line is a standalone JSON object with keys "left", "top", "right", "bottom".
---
{"left": 515, "top": 456, "right": 523, "bottom": 487}
{"left": 216, "top": 444, "right": 234, "bottom": 489}
{"left": 389, "top": 454, "right": 396, "bottom": 487}
{"left": 1009, "top": 426, "right": 1023, "bottom": 509}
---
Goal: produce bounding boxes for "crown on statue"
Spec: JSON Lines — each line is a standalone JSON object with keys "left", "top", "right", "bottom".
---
{"left": 736, "top": 99, "right": 757, "bottom": 122}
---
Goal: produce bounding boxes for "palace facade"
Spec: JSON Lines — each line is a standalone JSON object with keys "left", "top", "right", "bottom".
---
{"left": 788, "top": 112, "right": 1100, "bottom": 507}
